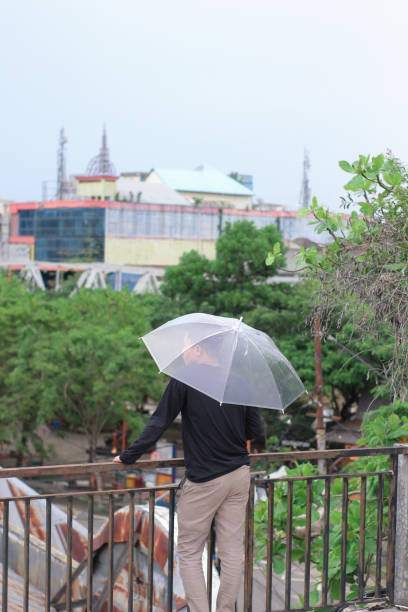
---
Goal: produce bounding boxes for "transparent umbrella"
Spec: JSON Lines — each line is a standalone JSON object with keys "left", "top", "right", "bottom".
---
{"left": 141, "top": 312, "right": 306, "bottom": 411}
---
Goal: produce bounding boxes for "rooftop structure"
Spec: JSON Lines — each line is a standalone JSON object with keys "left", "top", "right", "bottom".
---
{"left": 151, "top": 164, "right": 253, "bottom": 196}
{"left": 146, "top": 163, "right": 253, "bottom": 209}
{"left": 73, "top": 127, "right": 119, "bottom": 201}
{"left": 115, "top": 177, "right": 189, "bottom": 205}
{"left": 86, "top": 126, "right": 117, "bottom": 176}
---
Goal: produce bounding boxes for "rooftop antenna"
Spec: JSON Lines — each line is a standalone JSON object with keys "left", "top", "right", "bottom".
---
{"left": 56, "top": 128, "right": 68, "bottom": 200}
{"left": 299, "top": 148, "right": 311, "bottom": 209}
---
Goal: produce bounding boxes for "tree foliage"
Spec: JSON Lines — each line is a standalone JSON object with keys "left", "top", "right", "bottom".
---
{"left": 0, "top": 274, "right": 61, "bottom": 464}
{"left": 38, "top": 290, "right": 162, "bottom": 462}
{"left": 254, "top": 405, "right": 408, "bottom": 604}
{"left": 157, "top": 220, "right": 380, "bottom": 443}
{"left": 0, "top": 277, "right": 162, "bottom": 464}
{"left": 160, "top": 220, "right": 286, "bottom": 317}
{"left": 298, "top": 153, "right": 408, "bottom": 400}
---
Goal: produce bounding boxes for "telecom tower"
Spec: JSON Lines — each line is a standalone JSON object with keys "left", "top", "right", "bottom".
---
{"left": 56, "top": 128, "right": 68, "bottom": 200}
{"left": 86, "top": 126, "right": 116, "bottom": 176}
{"left": 299, "top": 149, "right": 311, "bottom": 209}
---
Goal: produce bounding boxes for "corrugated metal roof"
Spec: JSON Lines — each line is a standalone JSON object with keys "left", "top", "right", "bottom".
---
{"left": 0, "top": 475, "right": 88, "bottom": 561}
{"left": 154, "top": 164, "right": 253, "bottom": 196}
{"left": 92, "top": 503, "right": 220, "bottom": 611}
{"left": 0, "top": 473, "right": 89, "bottom": 608}
{"left": 0, "top": 564, "right": 48, "bottom": 612}
{"left": 0, "top": 472, "right": 220, "bottom": 611}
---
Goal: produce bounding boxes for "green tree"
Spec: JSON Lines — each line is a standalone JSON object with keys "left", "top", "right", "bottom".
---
{"left": 297, "top": 153, "right": 408, "bottom": 400}
{"left": 0, "top": 277, "right": 162, "bottom": 465}
{"left": 244, "top": 282, "right": 381, "bottom": 442}
{"left": 161, "top": 250, "right": 215, "bottom": 314}
{"left": 158, "top": 220, "right": 286, "bottom": 319}
{"left": 38, "top": 290, "right": 163, "bottom": 462}
{"left": 0, "top": 274, "right": 60, "bottom": 464}
{"left": 254, "top": 406, "right": 408, "bottom": 604}
{"left": 157, "top": 220, "right": 381, "bottom": 444}
{"left": 212, "top": 220, "right": 286, "bottom": 314}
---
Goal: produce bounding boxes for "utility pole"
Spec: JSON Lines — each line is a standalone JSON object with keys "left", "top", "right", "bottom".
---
{"left": 217, "top": 207, "right": 223, "bottom": 238}
{"left": 313, "top": 315, "right": 326, "bottom": 474}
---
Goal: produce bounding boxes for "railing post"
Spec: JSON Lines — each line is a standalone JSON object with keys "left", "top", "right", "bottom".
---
{"left": 243, "top": 479, "right": 255, "bottom": 612}
{"left": 393, "top": 445, "right": 408, "bottom": 605}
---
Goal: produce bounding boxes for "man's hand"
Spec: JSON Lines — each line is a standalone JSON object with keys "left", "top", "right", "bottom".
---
{"left": 112, "top": 455, "right": 123, "bottom": 464}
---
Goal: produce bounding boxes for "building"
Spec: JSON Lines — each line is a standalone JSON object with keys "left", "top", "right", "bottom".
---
{"left": 0, "top": 201, "right": 11, "bottom": 263}
{"left": 69, "top": 130, "right": 252, "bottom": 209}
{"left": 145, "top": 163, "right": 254, "bottom": 209}
{"left": 75, "top": 175, "right": 118, "bottom": 201}
{"left": 7, "top": 199, "right": 333, "bottom": 290}
{"left": 6, "top": 127, "right": 330, "bottom": 290}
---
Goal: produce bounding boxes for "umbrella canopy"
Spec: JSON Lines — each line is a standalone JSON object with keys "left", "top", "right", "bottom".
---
{"left": 141, "top": 313, "right": 306, "bottom": 411}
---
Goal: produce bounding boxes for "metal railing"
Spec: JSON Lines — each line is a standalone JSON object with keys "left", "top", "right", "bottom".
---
{"left": 0, "top": 446, "right": 403, "bottom": 611}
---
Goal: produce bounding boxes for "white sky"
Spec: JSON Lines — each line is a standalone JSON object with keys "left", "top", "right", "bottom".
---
{"left": 1, "top": 0, "right": 408, "bottom": 210}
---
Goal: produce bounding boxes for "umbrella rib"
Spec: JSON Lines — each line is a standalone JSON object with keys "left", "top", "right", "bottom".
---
{"left": 219, "top": 323, "right": 242, "bottom": 405}
{"left": 140, "top": 342, "right": 163, "bottom": 372}
{"left": 246, "top": 334, "right": 305, "bottom": 407}
{"left": 244, "top": 333, "right": 287, "bottom": 405}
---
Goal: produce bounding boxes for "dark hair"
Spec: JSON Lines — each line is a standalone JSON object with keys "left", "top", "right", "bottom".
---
{"left": 185, "top": 330, "right": 230, "bottom": 358}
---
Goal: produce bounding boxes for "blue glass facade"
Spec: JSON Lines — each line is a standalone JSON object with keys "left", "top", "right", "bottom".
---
{"left": 19, "top": 208, "right": 105, "bottom": 262}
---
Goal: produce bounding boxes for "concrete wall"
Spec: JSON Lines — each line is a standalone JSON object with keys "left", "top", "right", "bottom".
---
{"left": 105, "top": 237, "right": 216, "bottom": 267}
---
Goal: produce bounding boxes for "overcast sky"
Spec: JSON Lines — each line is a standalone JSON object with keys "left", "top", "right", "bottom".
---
{"left": 1, "top": 0, "right": 408, "bottom": 210}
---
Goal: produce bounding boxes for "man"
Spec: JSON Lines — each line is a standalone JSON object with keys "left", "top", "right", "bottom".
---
{"left": 113, "top": 336, "right": 263, "bottom": 612}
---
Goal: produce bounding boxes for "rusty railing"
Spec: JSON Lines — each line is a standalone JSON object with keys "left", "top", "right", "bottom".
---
{"left": 0, "top": 446, "right": 404, "bottom": 611}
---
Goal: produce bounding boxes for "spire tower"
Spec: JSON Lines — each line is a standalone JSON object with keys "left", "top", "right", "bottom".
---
{"left": 86, "top": 125, "right": 117, "bottom": 176}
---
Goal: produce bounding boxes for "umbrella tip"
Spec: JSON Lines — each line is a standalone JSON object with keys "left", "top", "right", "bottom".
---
{"left": 235, "top": 316, "right": 243, "bottom": 331}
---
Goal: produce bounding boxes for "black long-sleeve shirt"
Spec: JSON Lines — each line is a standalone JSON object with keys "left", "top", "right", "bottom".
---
{"left": 120, "top": 372, "right": 264, "bottom": 482}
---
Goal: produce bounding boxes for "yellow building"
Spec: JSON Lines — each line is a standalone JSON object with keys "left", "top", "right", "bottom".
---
{"left": 105, "top": 236, "right": 216, "bottom": 267}
{"left": 75, "top": 175, "right": 118, "bottom": 200}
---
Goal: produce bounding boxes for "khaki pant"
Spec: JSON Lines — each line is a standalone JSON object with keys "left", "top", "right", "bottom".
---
{"left": 177, "top": 465, "right": 250, "bottom": 612}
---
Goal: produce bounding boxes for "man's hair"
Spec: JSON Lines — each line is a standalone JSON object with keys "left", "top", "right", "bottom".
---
{"left": 184, "top": 330, "right": 230, "bottom": 359}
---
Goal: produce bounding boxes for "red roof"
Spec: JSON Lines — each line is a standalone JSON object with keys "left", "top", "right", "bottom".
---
{"left": 75, "top": 175, "right": 118, "bottom": 182}
{"left": 9, "top": 235, "right": 34, "bottom": 244}
{"left": 9, "top": 201, "right": 109, "bottom": 213}
{"left": 9, "top": 200, "right": 326, "bottom": 220}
